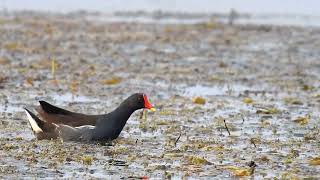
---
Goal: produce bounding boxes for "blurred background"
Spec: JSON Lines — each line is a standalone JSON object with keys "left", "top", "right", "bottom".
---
{"left": 2, "top": 0, "right": 320, "bottom": 26}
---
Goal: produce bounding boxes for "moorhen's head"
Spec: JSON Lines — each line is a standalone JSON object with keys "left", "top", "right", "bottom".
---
{"left": 123, "top": 93, "right": 155, "bottom": 111}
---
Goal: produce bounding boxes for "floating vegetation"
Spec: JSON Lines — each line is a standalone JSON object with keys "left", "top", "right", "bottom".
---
{"left": 0, "top": 11, "right": 319, "bottom": 179}
{"left": 192, "top": 96, "right": 206, "bottom": 105}
{"left": 225, "top": 161, "right": 257, "bottom": 177}
{"left": 256, "top": 107, "right": 280, "bottom": 114}
{"left": 309, "top": 157, "right": 320, "bottom": 166}
{"left": 243, "top": 97, "right": 253, "bottom": 104}
{"left": 101, "top": 77, "right": 122, "bottom": 85}
{"left": 293, "top": 115, "right": 310, "bottom": 125}
{"left": 283, "top": 97, "right": 303, "bottom": 105}
{"left": 187, "top": 156, "right": 211, "bottom": 165}
{"left": 225, "top": 166, "right": 253, "bottom": 177}
{"left": 82, "top": 156, "right": 93, "bottom": 165}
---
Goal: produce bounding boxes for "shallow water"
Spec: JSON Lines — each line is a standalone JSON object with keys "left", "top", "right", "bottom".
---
{"left": 0, "top": 12, "right": 319, "bottom": 179}
{"left": 184, "top": 84, "right": 251, "bottom": 96}
{"left": 0, "top": 105, "right": 21, "bottom": 113}
{"left": 52, "top": 93, "right": 99, "bottom": 103}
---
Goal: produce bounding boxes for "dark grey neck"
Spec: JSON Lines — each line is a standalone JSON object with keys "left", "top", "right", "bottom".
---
{"left": 93, "top": 102, "right": 140, "bottom": 140}
{"left": 112, "top": 102, "right": 137, "bottom": 125}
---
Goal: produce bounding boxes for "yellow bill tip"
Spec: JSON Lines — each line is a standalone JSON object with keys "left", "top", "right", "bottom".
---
{"left": 149, "top": 108, "right": 156, "bottom": 112}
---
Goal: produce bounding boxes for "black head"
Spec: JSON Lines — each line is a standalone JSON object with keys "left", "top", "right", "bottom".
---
{"left": 122, "top": 93, "right": 155, "bottom": 111}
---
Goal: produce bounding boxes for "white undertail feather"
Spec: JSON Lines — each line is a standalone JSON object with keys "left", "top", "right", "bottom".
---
{"left": 24, "top": 110, "right": 43, "bottom": 133}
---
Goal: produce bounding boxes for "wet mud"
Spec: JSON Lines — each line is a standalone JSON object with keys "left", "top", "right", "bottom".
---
{"left": 0, "top": 11, "right": 319, "bottom": 179}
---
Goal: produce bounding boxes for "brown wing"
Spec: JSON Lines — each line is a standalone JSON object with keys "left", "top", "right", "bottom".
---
{"left": 24, "top": 108, "right": 59, "bottom": 140}
{"left": 36, "top": 101, "right": 101, "bottom": 127}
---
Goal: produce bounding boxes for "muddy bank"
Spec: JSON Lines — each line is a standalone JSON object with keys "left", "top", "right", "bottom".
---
{"left": 0, "top": 12, "right": 319, "bottom": 179}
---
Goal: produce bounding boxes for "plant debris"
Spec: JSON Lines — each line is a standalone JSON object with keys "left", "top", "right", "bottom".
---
{"left": 192, "top": 97, "right": 206, "bottom": 104}
{"left": 101, "top": 77, "right": 122, "bottom": 85}
{"left": 0, "top": 11, "right": 319, "bottom": 179}
{"left": 309, "top": 157, "right": 320, "bottom": 166}
{"left": 293, "top": 115, "right": 310, "bottom": 125}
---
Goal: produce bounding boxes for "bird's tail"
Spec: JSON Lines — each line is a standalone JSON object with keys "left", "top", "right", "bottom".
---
{"left": 24, "top": 108, "right": 44, "bottom": 133}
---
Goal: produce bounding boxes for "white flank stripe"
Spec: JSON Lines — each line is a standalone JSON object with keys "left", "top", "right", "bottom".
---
{"left": 25, "top": 110, "right": 43, "bottom": 133}
{"left": 75, "top": 125, "right": 95, "bottom": 130}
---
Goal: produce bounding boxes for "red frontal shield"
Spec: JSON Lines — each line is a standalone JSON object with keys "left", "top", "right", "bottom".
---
{"left": 143, "top": 94, "right": 154, "bottom": 109}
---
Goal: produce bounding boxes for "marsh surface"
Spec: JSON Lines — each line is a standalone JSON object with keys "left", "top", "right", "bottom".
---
{"left": 0, "top": 12, "right": 319, "bottom": 179}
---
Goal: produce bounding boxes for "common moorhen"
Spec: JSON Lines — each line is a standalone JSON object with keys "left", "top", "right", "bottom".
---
{"left": 24, "top": 93, "right": 155, "bottom": 141}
